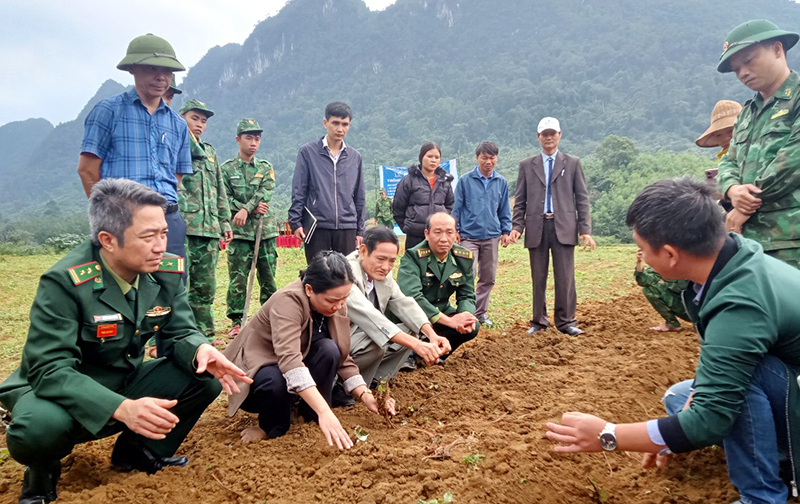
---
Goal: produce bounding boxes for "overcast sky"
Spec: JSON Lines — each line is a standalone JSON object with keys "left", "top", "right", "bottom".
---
{"left": 0, "top": 0, "right": 397, "bottom": 128}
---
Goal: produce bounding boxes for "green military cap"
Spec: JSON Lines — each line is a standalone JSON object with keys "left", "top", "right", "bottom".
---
{"left": 117, "top": 33, "right": 186, "bottom": 72}
{"left": 179, "top": 99, "right": 214, "bottom": 117}
{"left": 236, "top": 118, "right": 263, "bottom": 135}
{"left": 169, "top": 75, "right": 182, "bottom": 95}
{"left": 718, "top": 19, "right": 799, "bottom": 73}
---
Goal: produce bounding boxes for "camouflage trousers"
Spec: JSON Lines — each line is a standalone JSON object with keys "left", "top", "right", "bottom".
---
{"left": 226, "top": 237, "right": 278, "bottom": 326}
{"left": 186, "top": 236, "right": 220, "bottom": 340}
{"left": 765, "top": 248, "right": 800, "bottom": 270}
{"left": 641, "top": 284, "right": 691, "bottom": 328}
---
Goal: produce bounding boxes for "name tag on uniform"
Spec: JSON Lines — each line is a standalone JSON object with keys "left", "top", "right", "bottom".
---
{"left": 94, "top": 313, "right": 123, "bottom": 323}
{"left": 97, "top": 324, "right": 118, "bottom": 338}
{"left": 772, "top": 109, "right": 789, "bottom": 119}
{"left": 425, "top": 271, "right": 435, "bottom": 277}
{"left": 145, "top": 306, "right": 171, "bottom": 317}
{"left": 254, "top": 173, "right": 264, "bottom": 179}
{"left": 449, "top": 272, "right": 463, "bottom": 279}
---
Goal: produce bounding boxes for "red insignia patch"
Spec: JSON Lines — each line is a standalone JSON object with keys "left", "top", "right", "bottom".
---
{"left": 97, "top": 324, "right": 118, "bottom": 338}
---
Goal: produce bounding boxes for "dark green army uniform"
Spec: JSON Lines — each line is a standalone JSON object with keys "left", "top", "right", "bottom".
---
{"left": 396, "top": 239, "right": 480, "bottom": 352}
{"left": 178, "top": 99, "right": 232, "bottom": 340}
{"left": 0, "top": 241, "right": 221, "bottom": 474}
{"left": 716, "top": 21, "right": 800, "bottom": 269}
{"left": 634, "top": 267, "right": 691, "bottom": 329}
{"left": 375, "top": 191, "right": 394, "bottom": 228}
{"left": 220, "top": 119, "right": 278, "bottom": 327}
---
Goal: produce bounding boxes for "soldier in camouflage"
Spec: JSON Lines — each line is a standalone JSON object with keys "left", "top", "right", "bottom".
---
{"left": 178, "top": 99, "right": 233, "bottom": 346}
{"left": 375, "top": 188, "right": 394, "bottom": 228}
{"left": 634, "top": 250, "right": 690, "bottom": 332}
{"left": 221, "top": 119, "right": 278, "bottom": 338}
{"left": 716, "top": 20, "right": 800, "bottom": 269}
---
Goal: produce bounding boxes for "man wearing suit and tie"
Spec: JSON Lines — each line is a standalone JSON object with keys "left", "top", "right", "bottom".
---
{"left": 509, "top": 117, "right": 596, "bottom": 336}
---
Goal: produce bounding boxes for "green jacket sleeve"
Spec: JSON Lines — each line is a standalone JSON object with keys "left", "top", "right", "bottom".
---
{"left": 674, "top": 301, "right": 776, "bottom": 449}
{"left": 717, "top": 143, "right": 741, "bottom": 202}
{"left": 243, "top": 163, "right": 275, "bottom": 214}
{"left": 455, "top": 259, "right": 477, "bottom": 314}
{"left": 215, "top": 158, "right": 232, "bottom": 234}
{"left": 154, "top": 274, "right": 213, "bottom": 375}
{"left": 634, "top": 268, "right": 662, "bottom": 288}
{"left": 397, "top": 252, "right": 441, "bottom": 321}
{"left": 21, "top": 274, "right": 126, "bottom": 435}
{"left": 753, "top": 109, "right": 800, "bottom": 204}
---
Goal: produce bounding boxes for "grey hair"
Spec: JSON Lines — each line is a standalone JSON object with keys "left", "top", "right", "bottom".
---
{"left": 89, "top": 179, "right": 167, "bottom": 246}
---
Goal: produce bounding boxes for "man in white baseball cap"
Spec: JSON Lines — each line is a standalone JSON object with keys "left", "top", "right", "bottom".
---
{"left": 510, "top": 117, "right": 595, "bottom": 337}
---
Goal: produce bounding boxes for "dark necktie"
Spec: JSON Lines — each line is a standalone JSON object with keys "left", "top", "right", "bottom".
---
{"left": 546, "top": 157, "right": 554, "bottom": 213}
{"left": 368, "top": 286, "right": 380, "bottom": 309}
{"left": 125, "top": 287, "right": 137, "bottom": 315}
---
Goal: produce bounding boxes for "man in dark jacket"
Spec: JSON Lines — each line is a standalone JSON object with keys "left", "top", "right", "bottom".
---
{"left": 289, "top": 102, "right": 365, "bottom": 262}
{"left": 546, "top": 177, "right": 800, "bottom": 504}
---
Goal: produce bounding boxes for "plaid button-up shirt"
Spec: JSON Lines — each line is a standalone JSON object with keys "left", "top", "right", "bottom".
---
{"left": 81, "top": 89, "right": 192, "bottom": 203}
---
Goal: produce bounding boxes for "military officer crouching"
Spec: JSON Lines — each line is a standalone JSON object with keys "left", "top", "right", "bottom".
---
{"left": 397, "top": 212, "right": 480, "bottom": 355}
{"left": 0, "top": 179, "right": 250, "bottom": 504}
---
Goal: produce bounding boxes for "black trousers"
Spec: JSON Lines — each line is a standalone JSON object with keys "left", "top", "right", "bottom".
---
{"left": 304, "top": 228, "right": 357, "bottom": 263}
{"left": 165, "top": 209, "right": 188, "bottom": 283}
{"left": 240, "top": 338, "right": 340, "bottom": 438}
{"left": 432, "top": 320, "right": 480, "bottom": 358}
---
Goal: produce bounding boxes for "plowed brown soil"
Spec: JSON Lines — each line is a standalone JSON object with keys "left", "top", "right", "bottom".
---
{"left": 0, "top": 294, "right": 737, "bottom": 503}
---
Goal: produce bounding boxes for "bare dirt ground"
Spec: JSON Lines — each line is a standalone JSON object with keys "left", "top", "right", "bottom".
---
{"left": 0, "top": 293, "right": 737, "bottom": 504}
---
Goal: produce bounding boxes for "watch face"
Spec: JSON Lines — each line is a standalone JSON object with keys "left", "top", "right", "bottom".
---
{"left": 599, "top": 432, "right": 617, "bottom": 451}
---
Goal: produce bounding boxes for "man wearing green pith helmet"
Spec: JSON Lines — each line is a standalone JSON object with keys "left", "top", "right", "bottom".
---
{"left": 220, "top": 119, "right": 278, "bottom": 339}
{"left": 716, "top": 19, "right": 800, "bottom": 269}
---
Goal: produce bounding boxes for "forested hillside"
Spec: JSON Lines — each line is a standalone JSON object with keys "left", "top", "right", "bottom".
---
{"left": 1, "top": 0, "right": 797, "bottom": 246}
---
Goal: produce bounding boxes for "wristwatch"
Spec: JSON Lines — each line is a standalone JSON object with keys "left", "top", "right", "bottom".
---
{"left": 598, "top": 423, "right": 617, "bottom": 451}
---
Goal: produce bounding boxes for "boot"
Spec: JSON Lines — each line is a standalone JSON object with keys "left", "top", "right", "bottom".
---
{"left": 18, "top": 460, "right": 60, "bottom": 504}
{"left": 111, "top": 434, "right": 189, "bottom": 475}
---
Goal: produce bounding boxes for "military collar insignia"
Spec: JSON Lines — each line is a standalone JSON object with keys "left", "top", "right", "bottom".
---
{"left": 269, "top": 168, "right": 276, "bottom": 181}
{"left": 146, "top": 306, "right": 171, "bottom": 317}
{"left": 786, "top": 88, "right": 792, "bottom": 98}
{"left": 452, "top": 247, "right": 474, "bottom": 260}
{"left": 68, "top": 261, "right": 102, "bottom": 285}
{"left": 156, "top": 256, "right": 185, "bottom": 273}
{"left": 417, "top": 247, "right": 432, "bottom": 258}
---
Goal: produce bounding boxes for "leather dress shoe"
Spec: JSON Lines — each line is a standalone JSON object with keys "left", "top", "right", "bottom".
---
{"left": 527, "top": 324, "right": 546, "bottom": 335}
{"left": 19, "top": 461, "right": 61, "bottom": 504}
{"left": 561, "top": 326, "right": 583, "bottom": 337}
{"left": 111, "top": 435, "right": 189, "bottom": 475}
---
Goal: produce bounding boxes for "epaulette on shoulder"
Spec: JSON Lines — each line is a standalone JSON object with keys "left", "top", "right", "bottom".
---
{"left": 452, "top": 247, "right": 473, "bottom": 260}
{"left": 67, "top": 261, "right": 102, "bottom": 285}
{"left": 417, "top": 247, "right": 431, "bottom": 258}
{"left": 156, "top": 255, "right": 185, "bottom": 274}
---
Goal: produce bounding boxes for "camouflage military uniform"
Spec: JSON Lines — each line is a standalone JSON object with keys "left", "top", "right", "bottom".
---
{"left": 634, "top": 267, "right": 691, "bottom": 329}
{"left": 375, "top": 193, "right": 394, "bottom": 228}
{"left": 178, "top": 130, "right": 231, "bottom": 341}
{"left": 718, "top": 71, "right": 800, "bottom": 269}
{"left": 220, "top": 154, "right": 278, "bottom": 326}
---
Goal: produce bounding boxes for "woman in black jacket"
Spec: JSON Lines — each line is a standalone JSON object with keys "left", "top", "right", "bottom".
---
{"left": 392, "top": 142, "right": 455, "bottom": 249}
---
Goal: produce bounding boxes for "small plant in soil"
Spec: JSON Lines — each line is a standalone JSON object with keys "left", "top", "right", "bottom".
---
{"left": 374, "top": 378, "right": 394, "bottom": 425}
{"left": 418, "top": 491, "right": 455, "bottom": 504}
{"left": 461, "top": 453, "right": 485, "bottom": 472}
{"left": 354, "top": 425, "right": 369, "bottom": 443}
{"left": 528, "top": 362, "right": 537, "bottom": 369}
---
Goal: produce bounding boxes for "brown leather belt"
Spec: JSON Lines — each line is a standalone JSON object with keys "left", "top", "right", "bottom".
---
{"left": 544, "top": 213, "right": 554, "bottom": 220}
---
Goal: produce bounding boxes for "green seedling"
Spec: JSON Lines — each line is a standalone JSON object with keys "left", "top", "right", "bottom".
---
{"left": 354, "top": 425, "right": 369, "bottom": 443}
{"left": 461, "top": 453, "right": 485, "bottom": 472}
{"left": 528, "top": 362, "right": 537, "bottom": 369}
{"left": 587, "top": 476, "right": 609, "bottom": 503}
